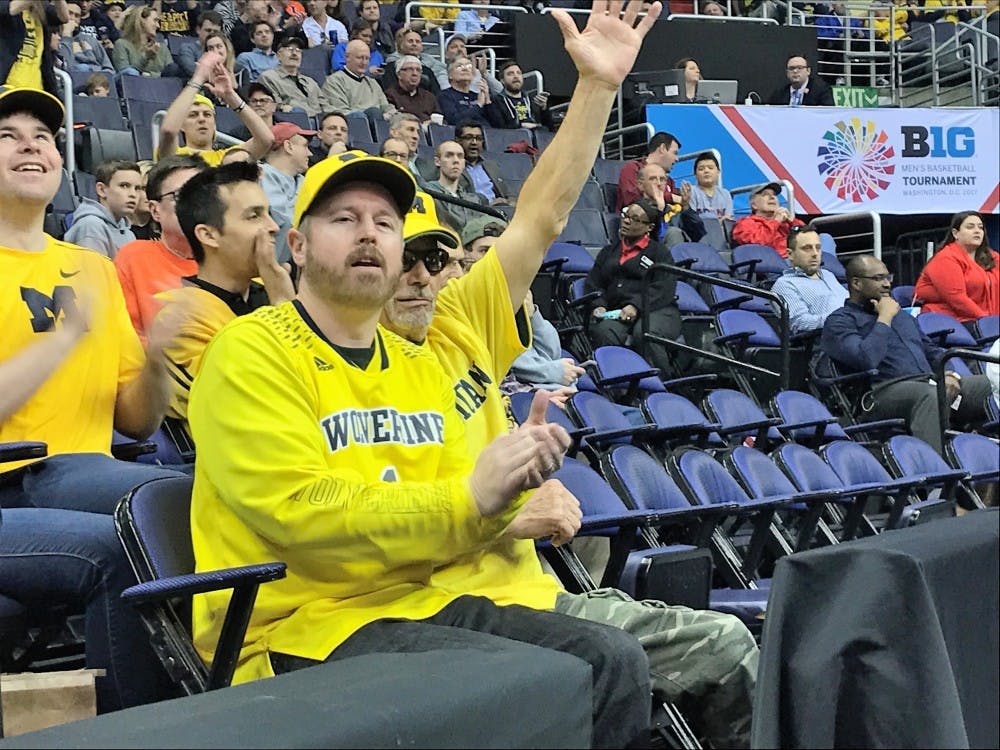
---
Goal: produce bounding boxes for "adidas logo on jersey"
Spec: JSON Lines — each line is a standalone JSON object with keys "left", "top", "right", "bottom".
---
{"left": 313, "top": 356, "right": 333, "bottom": 371}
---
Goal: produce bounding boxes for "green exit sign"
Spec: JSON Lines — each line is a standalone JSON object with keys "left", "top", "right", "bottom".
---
{"left": 833, "top": 86, "right": 879, "bottom": 107}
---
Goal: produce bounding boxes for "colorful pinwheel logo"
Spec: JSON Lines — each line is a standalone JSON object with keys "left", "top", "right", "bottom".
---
{"left": 817, "top": 118, "right": 895, "bottom": 201}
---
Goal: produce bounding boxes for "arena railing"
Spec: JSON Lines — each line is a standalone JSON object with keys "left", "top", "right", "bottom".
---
{"left": 809, "top": 210, "right": 883, "bottom": 262}
{"left": 55, "top": 68, "right": 76, "bottom": 176}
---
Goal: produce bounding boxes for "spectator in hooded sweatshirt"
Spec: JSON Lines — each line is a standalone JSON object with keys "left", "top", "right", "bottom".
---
{"left": 64, "top": 159, "right": 142, "bottom": 259}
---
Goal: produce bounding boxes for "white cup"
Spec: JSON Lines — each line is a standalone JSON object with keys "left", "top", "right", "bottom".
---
{"left": 429, "top": 113, "right": 444, "bottom": 125}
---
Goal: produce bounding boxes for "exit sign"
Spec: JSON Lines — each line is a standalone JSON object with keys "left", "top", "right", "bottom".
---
{"left": 833, "top": 86, "right": 879, "bottom": 107}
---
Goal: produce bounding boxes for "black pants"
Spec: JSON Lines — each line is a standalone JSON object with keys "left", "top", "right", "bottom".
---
{"left": 271, "top": 595, "right": 651, "bottom": 749}
{"left": 589, "top": 307, "right": 683, "bottom": 376}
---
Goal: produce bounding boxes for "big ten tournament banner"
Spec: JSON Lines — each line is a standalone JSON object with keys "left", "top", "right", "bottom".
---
{"left": 647, "top": 104, "right": 999, "bottom": 216}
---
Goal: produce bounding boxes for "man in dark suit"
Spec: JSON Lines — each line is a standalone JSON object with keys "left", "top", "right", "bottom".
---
{"left": 455, "top": 121, "right": 513, "bottom": 205}
{"left": 767, "top": 54, "right": 834, "bottom": 106}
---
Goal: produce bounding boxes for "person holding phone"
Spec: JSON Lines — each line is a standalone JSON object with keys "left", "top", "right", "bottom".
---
{"left": 485, "top": 60, "right": 549, "bottom": 130}
{"left": 584, "top": 198, "right": 681, "bottom": 371}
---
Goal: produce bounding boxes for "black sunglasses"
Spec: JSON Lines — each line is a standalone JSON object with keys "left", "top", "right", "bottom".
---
{"left": 402, "top": 248, "right": 451, "bottom": 275}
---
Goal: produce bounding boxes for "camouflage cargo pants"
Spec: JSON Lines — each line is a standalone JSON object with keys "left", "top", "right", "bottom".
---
{"left": 555, "top": 588, "right": 758, "bottom": 749}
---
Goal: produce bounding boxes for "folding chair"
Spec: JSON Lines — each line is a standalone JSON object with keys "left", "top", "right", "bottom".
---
{"left": 541, "top": 457, "right": 707, "bottom": 750}
{"left": 564, "top": 391, "right": 661, "bottom": 463}
{"left": 482, "top": 126, "right": 532, "bottom": 153}
{"left": 729, "top": 244, "right": 788, "bottom": 287}
{"left": 427, "top": 122, "right": 455, "bottom": 147}
{"left": 771, "top": 442, "right": 882, "bottom": 541}
{"left": 668, "top": 242, "right": 733, "bottom": 280}
{"left": 706, "top": 283, "right": 777, "bottom": 317}
{"left": 72, "top": 95, "right": 128, "bottom": 131}
{"left": 820, "top": 250, "right": 846, "bottom": 284}
{"left": 972, "top": 315, "right": 999, "bottom": 346}
{"left": 640, "top": 392, "right": 727, "bottom": 452}
{"left": 881, "top": 434, "right": 971, "bottom": 509}
{"left": 666, "top": 448, "right": 784, "bottom": 590}
{"left": 770, "top": 389, "right": 905, "bottom": 448}
{"left": 713, "top": 308, "right": 808, "bottom": 403}
{"left": 347, "top": 117, "right": 375, "bottom": 146}
{"left": 702, "top": 388, "right": 784, "bottom": 452}
{"left": 819, "top": 440, "right": 951, "bottom": 530}
{"left": 114, "top": 477, "right": 286, "bottom": 695}
{"left": 916, "top": 311, "right": 981, "bottom": 350}
{"left": 299, "top": 46, "right": 331, "bottom": 84}
{"left": 591, "top": 157, "right": 627, "bottom": 188}
{"left": 590, "top": 346, "right": 714, "bottom": 406}
{"left": 600, "top": 445, "right": 768, "bottom": 630}
{"left": 556, "top": 210, "right": 608, "bottom": 252}
{"left": 946, "top": 432, "right": 1000, "bottom": 507}
{"left": 494, "top": 152, "right": 533, "bottom": 182}
{"left": 724, "top": 445, "right": 846, "bottom": 553}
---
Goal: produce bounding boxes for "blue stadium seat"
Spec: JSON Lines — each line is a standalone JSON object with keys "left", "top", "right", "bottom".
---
{"left": 555, "top": 209, "right": 607, "bottom": 250}
{"left": 299, "top": 46, "right": 331, "bottom": 85}
{"left": 483, "top": 126, "right": 532, "bottom": 153}
{"left": 72, "top": 95, "right": 128, "bottom": 131}
{"left": 494, "top": 152, "right": 533, "bottom": 182}
{"left": 115, "top": 477, "right": 286, "bottom": 695}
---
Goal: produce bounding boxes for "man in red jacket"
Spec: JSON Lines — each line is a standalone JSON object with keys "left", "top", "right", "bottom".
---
{"left": 731, "top": 182, "right": 804, "bottom": 257}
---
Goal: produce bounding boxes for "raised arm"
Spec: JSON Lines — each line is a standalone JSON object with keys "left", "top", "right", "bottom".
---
{"left": 159, "top": 51, "right": 225, "bottom": 159}
{"left": 492, "top": 1, "right": 662, "bottom": 310}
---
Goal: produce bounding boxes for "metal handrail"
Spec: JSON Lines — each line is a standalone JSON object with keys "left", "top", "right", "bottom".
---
{"left": 933, "top": 347, "right": 1000, "bottom": 445}
{"left": 672, "top": 148, "right": 725, "bottom": 189}
{"left": 667, "top": 12, "right": 778, "bottom": 25}
{"left": 810, "top": 211, "right": 883, "bottom": 261}
{"left": 642, "top": 263, "right": 793, "bottom": 391}
{"left": 55, "top": 68, "right": 76, "bottom": 176}
{"left": 599, "top": 123, "right": 654, "bottom": 161}
{"left": 405, "top": 2, "right": 527, "bottom": 29}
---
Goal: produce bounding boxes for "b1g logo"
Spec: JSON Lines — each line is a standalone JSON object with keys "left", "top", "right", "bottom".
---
{"left": 900, "top": 126, "right": 975, "bottom": 158}
{"left": 817, "top": 118, "right": 895, "bottom": 202}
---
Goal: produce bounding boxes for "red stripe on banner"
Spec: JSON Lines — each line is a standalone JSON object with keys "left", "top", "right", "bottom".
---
{"left": 979, "top": 183, "right": 999, "bottom": 214}
{"left": 720, "top": 106, "right": 823, "bottom": 214}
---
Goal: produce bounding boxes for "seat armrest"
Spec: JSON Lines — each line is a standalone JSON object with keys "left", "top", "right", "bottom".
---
{"left": 0, "top": 441, "right": 48, "bottom": 464}
{"left": 121, "top": 563, "right": 287, "bottom": 606}
{"left": 713, "top": 330, "right": 753, "bottom": 347}
{"left": 715, "top": 416, "right": 782, "bottom": 437}
{"left": 111, "top": 440, "right": 158, "bottom": 462}
{"left": 597, "top": 369, "right": 660, "bottom": 388}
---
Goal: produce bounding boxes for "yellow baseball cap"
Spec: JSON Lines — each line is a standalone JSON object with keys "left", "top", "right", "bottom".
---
{"left": 0, "top": 86, "right": 64, "bottom": 134}
{"left": 293, "top": 150, "right": 417, "bottom": 228}
{"left": 404, "top": 191, "right": 460, "bottom": 249}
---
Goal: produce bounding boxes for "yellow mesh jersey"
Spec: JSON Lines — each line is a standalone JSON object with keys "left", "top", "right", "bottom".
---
{"left": 174, "top": 145, "right": 239, "bottom": 166}
{"left": 426, "top": 251, "right": 563, "bottom": 610}
{"left": 188, "top": 301, "right": 516, "bottom": 684}
{"left": 154, "top": 286, "right": 238, "bottom": 429}
{"left": 0, "top": 237, "right": 144, "bottom": 469}
{"left": 7, "top": 12, "right": 44, "bottom": 89}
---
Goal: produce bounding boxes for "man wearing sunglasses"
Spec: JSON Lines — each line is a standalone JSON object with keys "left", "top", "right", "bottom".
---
{"left": 378, "top": 4, "right": 758, "bottom": 747}
{"left": 822, "top": 255, "right": 991, "bottom": 454}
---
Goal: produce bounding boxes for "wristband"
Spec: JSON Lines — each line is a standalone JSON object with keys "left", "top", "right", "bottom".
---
{"left": 234, "top": 100, "right": 247, "bottom": 113}
{"left": 185, "top": 81, "right": 202, "bottom": 91}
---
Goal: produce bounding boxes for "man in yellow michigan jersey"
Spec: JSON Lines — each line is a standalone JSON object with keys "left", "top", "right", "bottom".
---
{"left": 0, "top": 86, "right": 183, "bottom": 713}
{"left": 187, "top": 148, "right": 653, "bottom": 748}
{"left": 154, "top": 161, "right": 295, "bottom": 434}
{"left": 377, "top": 5, "right": 759, "bottom": 748}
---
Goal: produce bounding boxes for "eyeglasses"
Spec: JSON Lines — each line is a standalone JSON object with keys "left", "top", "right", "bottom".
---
{"left": 454, "top": 62, "right": 474, "bottom": 70}
{"left": 402, "top": 248, "right": 451, "bottom": 275}
{"left": 855, "top": 273, "right": 894, "bottom": 283}
{"left": 786, "top": 65, "right": 808, "bottom": 71}
{"left": 458, "top": 133, "right": 484, "bottom": 142}
{"left": 249, "top": 97, "right": 274, "bottom": 105}
{"left": 152, "top": 189, "right": 178, "bottom": 203}
{"left": 620, "top": 208, "right": 651, "bottom": 223}
{"left": 381, "top": 150, "right": 408, "bottom": 160}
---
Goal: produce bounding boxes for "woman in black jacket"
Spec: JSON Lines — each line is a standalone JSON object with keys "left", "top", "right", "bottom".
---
{"left": 584, "top": 197, "right": 681, "bottom": 370}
